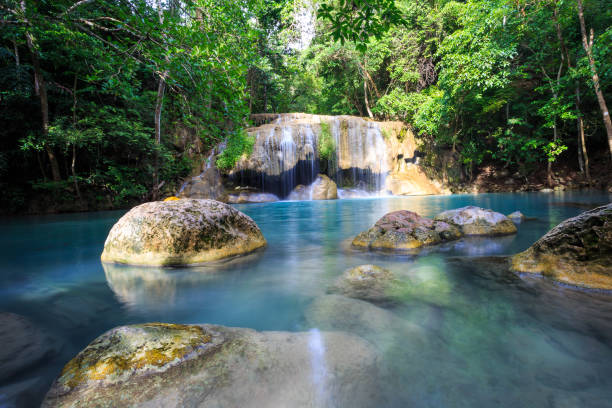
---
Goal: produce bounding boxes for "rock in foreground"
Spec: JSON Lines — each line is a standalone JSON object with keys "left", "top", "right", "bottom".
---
{"left": 434, "top": 206, "right": 517, "bottom": 236}
{"left": 43, "top": 323, "right": 380, "bottom": 408}
{"left": 101, "top": 199, "right": 266, "bottom": 266}
{"left": 511, "top": 203, "right": 612, "bottom": 289}
{"left": 352, "top": 210, "right": 462, "bottom": 251}
{"left": 331, "top": 264, "right": 399, "bottom": 303}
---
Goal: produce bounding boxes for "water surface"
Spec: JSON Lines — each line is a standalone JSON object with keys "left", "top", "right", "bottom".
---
{"left": 1, "top": 192, "right": 611, "bottom": 407}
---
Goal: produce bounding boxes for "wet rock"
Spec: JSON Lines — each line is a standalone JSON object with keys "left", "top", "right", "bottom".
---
{"left": 352, "top": 210, "right": 462, "bottom": 251}
{"left": 311, "top": 174, "right": 338, "bottom": 200}
{"left": 101, "top": 199, "right": 266, "bottom": 266}
{"left": 178, "top": 167, "right": 227, "bottom": 202}
{"left": 511, "top": 203, "right": 612, "bottom": 289}
{"left": 43, "top": 323, "right": 380, "bottom": 408}
{"left": 0, "top": 313, "right": 55, "bottom": 382}
{"left": 287, "top": 184, "right": 309, "bottom": 200}
{"left": 330, "top": 265, "right": 399, "bottom": 303}
{"left": 305, "top": 295, "right": 428, "bottom": 348}
{"left": 507, "top": 211, "right": 526, "bottom": 223}
{"left": 434, "top": 206, "right": 517, "bottom": 236}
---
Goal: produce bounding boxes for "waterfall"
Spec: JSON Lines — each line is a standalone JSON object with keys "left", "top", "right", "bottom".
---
{"left": 231, "top": 114, "right": 391, "bottom": 198}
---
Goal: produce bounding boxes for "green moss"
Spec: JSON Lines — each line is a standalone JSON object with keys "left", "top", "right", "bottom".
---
{"left": 318, "top": 122, "right": 336, "bottom": 161}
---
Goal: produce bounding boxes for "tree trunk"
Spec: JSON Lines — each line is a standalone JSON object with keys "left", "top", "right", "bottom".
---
{"left": 577, "top": 0, "right": 612, "bottom": 158}
{"left": 72, "top": 75, "right": 81, "bottom": 200}
{"left": 25, "top": 32, "right": 61, "bottom": 181}
{"left": 364, "top": 77, "right": 373, "bottom": 118}
{"left": 153, "top": 75, "right": 166, "bottom": 199}
{"left": 553, "top": 6, "right": 591, "bottom": 183}
{"left": 577, "top": 85, "right": 590, "bottom": 183}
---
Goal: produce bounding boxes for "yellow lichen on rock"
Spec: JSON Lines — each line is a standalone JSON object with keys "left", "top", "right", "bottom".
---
{"left": 163, "top": 196, "right": 180, "bottom": 201}
{"left": 57, "top": 323, "right": 214, "bottom": 390}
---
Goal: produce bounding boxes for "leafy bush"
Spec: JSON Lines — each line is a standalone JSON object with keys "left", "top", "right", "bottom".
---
{"left": 317, "top": 122, "right": 336, "bottom": 161}
{"left": 216, "top": 131, "right": 256, "bottom": 171}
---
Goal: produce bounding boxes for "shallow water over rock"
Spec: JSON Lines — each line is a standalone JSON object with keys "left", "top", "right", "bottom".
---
{"left": 1, "top": 191, "right": 611, "bottom": 407}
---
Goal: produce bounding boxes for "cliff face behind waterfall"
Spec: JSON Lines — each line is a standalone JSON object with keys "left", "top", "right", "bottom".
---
{"left": 180, "top": 113, "right": 446, "bottom": 202}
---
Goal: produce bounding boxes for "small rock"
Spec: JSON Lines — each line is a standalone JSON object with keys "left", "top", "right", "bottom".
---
{"left": 507, "top": 211, "right": 526, "bottom": 223}
{"left": 330, "top": 265, "right": 399, "bottom": 303}
{"left": 352, "top": 210, "right": 462, "bottom": 251}
{"left": 311, "top": 174, "right": 338, "bottom": 200}
{"left": 434, "top": 206, "right": 517, "bottom": 236}
{"left": 540, "top": 188, "right": 553, "bottom": 193}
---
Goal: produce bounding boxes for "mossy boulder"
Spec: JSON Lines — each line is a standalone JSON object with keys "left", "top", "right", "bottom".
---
{"left": 511, "top": 203, "right": 612, "bottom": 289}
{"left": 43, "top": 323, "right": 381, "bottom": 407}
{"left": 352, "top": 210, "right": 462, "bottom": 251}
{"left": 101, "top": 199, "right": 266, "bottom": 266}
{"left": 434, "top": 206, "right": 517, "bottom": 236}
{"left": 330, "top": 264, "right": 399, "bottom": 303}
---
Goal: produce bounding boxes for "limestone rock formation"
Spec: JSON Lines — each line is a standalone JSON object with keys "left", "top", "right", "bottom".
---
{"left": 0, "top": 313, "right": 56, "bottom": 382}
{"left": 352, "top": 210, "right": 462, "bottom": 251}
{"left": 434, "top": 206, "right": 517, "bottom": 236}
{"left": 178, "top": 167, "right": 227, "bottom": 202}
{"left": 101, "top": 199, "right": 266, "bottom": 266}
{"left": 511, "top": 203, "right": 612, "bottom": 289}
{"left": 42, "top": 323, "right": 380, "bottom": 408}
{"left": 330, "top": 264, "right": 399, "bottom": 303}
{"left": 230, "top": 114, "right": 441, "bottom": 198}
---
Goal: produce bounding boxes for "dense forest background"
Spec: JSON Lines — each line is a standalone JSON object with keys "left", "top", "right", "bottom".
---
{"left": 1, "top": 0, "right": 611, "bottom": 213}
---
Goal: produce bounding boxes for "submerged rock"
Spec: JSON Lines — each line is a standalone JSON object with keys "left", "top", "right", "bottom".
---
{"left": 101, "top": 199, "right": 266, "bottom": 266}
{"left": 43, "top": 323, "right": 380, "bottom": 408}
{"left": 331, "top": 264, "right": 399, "bottom": 303}
{"left": 434, "top": 206, "right": 517, "bottom": 236}
{"left": 352, "top": 210, "right": 462, "bottom": 251}
{"left": 311, "top": 174, "right": 338, "bottom": 200}
{"left": 0, "top": 313, "right": 56, "bottom": 382}
{"left": 511, "top": 203, "right": 612, "bottom": 289}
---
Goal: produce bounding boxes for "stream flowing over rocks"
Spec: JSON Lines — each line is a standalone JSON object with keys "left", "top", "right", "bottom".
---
{"left": 42, "top": 323, "right": 381, "bottom": 408}
{"left": 179, "top": 113, "right": 446, "bottom": 202}
{"left": 101, "top": 199, "right": 266, "bottom": 266}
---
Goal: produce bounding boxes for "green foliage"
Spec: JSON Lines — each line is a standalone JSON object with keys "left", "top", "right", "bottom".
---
{"left": 216, "top": 131, "right": 256, "bottom": 171}
{"left": 318, "top": 122, "right": 336, "bottom": 160}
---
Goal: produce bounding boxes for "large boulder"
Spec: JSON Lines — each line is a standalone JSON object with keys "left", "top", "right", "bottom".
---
{"left": 352, "top": 210, "right": 462, "bottom": 251}
{"left": 101, "top": 199, "right": 266, "bottom": 266}
{"left": 0, "top": 313, "right": 56, "bottom": 382}
{"left": 42, "top": 323, "right": 380, "bottom": 408}
{"left": 311, "top": 174, "right": 338, "bottom": 200}
{"left": 511, "top": 203, "right": 612, "bottom": 289}
{"left": 330, "top": 264, "right": 399, "bottom": 303}
{"left": 434, "top": 206, "right": 517, "bottom": 236}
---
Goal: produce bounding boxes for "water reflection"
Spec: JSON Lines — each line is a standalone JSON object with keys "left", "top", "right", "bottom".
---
{"left": 103, "top": 250, "right": 265, "bottom": 310}
{"left": 308, "top": 328, "right": 329, "bottom": 406}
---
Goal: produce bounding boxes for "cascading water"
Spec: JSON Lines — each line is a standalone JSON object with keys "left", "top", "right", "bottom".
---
{"left": 231, "top": 114, "right": 391, "bottom": 199}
